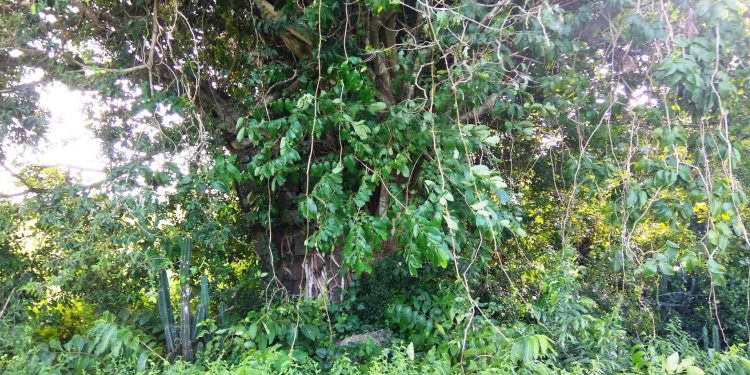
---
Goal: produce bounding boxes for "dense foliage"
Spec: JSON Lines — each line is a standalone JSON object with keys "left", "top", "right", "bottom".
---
{"left": 3, "top": 0, "right": 750, "bottom": 373}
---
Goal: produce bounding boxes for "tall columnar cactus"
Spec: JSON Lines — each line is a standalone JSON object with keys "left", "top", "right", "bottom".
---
{"left": 191, "top": 303, "right": 206, "bottom": 342}
{"left": 712, "top": 324, "right": 720, "bottom": 352}
{"left": 702, "top": 326, "right": 709, "bottom": 351}
{"left": 200, "top": 275, "right": 210, "bottom": 309}
{"left": 704, "top": 324, "right": 720, "bottom": 359}
{"left": 157, "top": 268, "right": 176, "bottom": 354}
{"left": 179, "top": 237, "right": 194, "bottom": 362}
{"left": 155, "top": 236, "right": 217, "bottom": 363}
{"left": 197, "top": 275, "right": 210, "bottom": 341}
{"left": 217, "top": 301, "right": 226, "bottom": 353}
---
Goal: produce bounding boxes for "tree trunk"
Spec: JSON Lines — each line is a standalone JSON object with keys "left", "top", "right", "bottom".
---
{"left": 252, "top": 223, "right": 347, "bottom": 300}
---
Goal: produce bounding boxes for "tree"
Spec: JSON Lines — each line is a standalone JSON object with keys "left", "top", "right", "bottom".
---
{"left": 3, "top": 0, "right": 524, "bottom": 299}
{"left": 2, "top": 0, "right": 749, "bottom": 314}
{"left": 5, "top": 0, "right": 750, "bottom": 373}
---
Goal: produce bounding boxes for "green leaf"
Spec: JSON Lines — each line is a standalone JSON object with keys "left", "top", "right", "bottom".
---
{"left": 300, "top": 325, "right": 318, "bottom": 341}
{"left": 368, "top": 102, "right": 387, "bottom": 112}
{"left": 716, "top": 222, "right": 732, "bottom": 236}
{"left": 305, "top": 198, "right": 318, "bottom": 217}
{"left": 136, "top": 352, "right": 149, "bottom": 372}
{"left": 643, "top": 261, "right": 658, "bottom": 276}
{"left": 471, "top": 200, "right": 489, "bottom": 211}
{"left": 665, "top": 352, "right": 680, "bottom": 372}
{"left": 658, "top": 261, "right": 675, "bottom": 276}
{"left": 435, "top": 324, "right": 446, "bottom": 336}
{"left": 332, "top": 163, "right": 344, "bottom": 174}
{"left": 70, "top": 335, "right": 85, "bottom": 352}
{"left": 483, "top": 135, "right": 500, "bottom": 146}
{"left": 95, "top": 324, "right": 118, "bottom": 355}
{"left": 48, "top": 339, "right": 62, "bottom": 351}
{"left": 707, "top": 259, "right": 726, "bottom": 275}
{"left": 444, "top": 214, "right": 458, "bottom": 231}
{"left": 352, "top": 121, "right": 371, "bottom": 140}
{"left": 471, "top": 165, "right": 492, "bottom": 177}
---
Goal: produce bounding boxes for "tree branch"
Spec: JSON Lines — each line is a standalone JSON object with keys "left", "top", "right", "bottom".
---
{"left": 70, "top": 0, "right": 160, "bottom": 74}
{"left": 459, "top": 93, "right": 499, "bottom": 122}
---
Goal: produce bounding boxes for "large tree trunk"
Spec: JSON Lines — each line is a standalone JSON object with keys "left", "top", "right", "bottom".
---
{"left": 252, "top": 225, "right": 346, "bottom": 300}
{"left": 198, "top": 85, "right": 349, "bottom": 300}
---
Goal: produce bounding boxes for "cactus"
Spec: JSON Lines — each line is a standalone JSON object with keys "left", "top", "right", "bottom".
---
{"left": 179, "top": 237, "right": 194, "bottom": 362}
{"left": 157, "top": 269, "right": 176, "bottom": 355}
{"left": 200, "top": 275, "right": 210, "bottom": 309}
{"left": 712, "top": 324, "right": 720, "bottom": 351}
{"left": 217, "top": 301, "right": 226, "bottom": 354}
{"left": 155, "top": 236, "right": 223, "bottom": 362}
{"left": 198, "top": 275, "right": 210, "bottom": 341}
{"left": 192, "top": 303, "right": 206, "bottom": 342}
{"left": 702, "top": 326, "right": 709, "bottom": 351}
